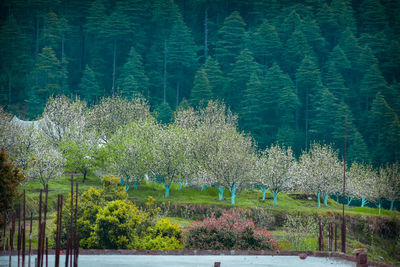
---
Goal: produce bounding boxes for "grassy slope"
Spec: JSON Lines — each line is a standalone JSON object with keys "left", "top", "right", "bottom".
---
{"left": 16, "top": 175, "right": 399, "bottom": 265}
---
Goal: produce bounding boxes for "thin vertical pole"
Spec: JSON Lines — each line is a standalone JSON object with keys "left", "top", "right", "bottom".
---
{"left": 65, "top": 236, "right": 70, "bottom": 267}
{"left": 37, "top": 190, "right": 42, "bottom": 267}
{"left": 342, "top": 116, "right": 347, "bottom": 253}
{"left": 22, "top": 190, "right": 26, "bottom": 267}
{"left": 334, "top": 223, "right": 337, "bottom": 251}
{"left": 9, "top": 211, "right": 15, "bottom": 267}
{"left": 41, "top": 185, "right": 48, "bottom": 267}
{"left": 45, "top": 237, "right": 48, "bottom": 267}
{"left": 2, "top": 212, "right": 6, "bottom": 252}
{"left": 56, "top": 194, "right": 63, "bottom": 267}
{"left": 70, "top": 176, "right": 74, "bottom": 267}
{"left": 17, "top": 205, "right": 21, "bottom": 267}
{"left": 28, "top": 212, "right": 32, "bottom": 267}
{"left": 73, "top": 182, "right": 79, "bottom": 267}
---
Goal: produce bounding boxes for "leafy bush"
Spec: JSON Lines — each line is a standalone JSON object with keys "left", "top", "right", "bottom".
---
{"left": 183, "top": 211, "right": 278, "bottom": 250}
{"left": 53, "top": 177, "right": 182, "bottom": 250}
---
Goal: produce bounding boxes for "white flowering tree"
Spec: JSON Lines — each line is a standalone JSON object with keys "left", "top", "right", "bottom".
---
{"left": 0, "top": 107, "right": 18, "bottom": 153}
{"left": 204, "top": 129, "right": 256, "bottom": 204}
{"left": 380, "top": 162, "right": 400, "bottom": 211}
{"left": 297, "top": 143, "right": 342, "bottom": 208}
{"left": 106, "top": 119, "right": 158, "bottom": 192}
{"left": 347, "top": 162, "right": 377, "bottom": 207}
{"left": 174, "top": 101, "right": 239, "bottom": 196}
{"left": 40, "top": 95, "right": 87, "bottom": 147}
{"left": 255, "top": 144, "right": 296, "bottom": 205}
{"left": 26, "top": 138, "right": 65, "bottom": 189}
{"left": 88, "top": 96, "right": 152, "bottom": 143}
{"left": 369, "top": 166, "right": 391, "bottom": 215}
{"left": 153, "top": 125, "right": 189, "bottom": 197}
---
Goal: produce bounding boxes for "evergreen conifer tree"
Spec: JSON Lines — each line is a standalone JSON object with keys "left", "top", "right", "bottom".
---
{"left": 190, "top": 68, "right": 212, "bottom": 107}
{"left": 117, "top": 46, "right": 149, "bottom": 97}
{"left": 215, "top": 11, "right": 246, "bottom": 71}
{"left": 78, "top": 65, "right": 102, "bottom": 104}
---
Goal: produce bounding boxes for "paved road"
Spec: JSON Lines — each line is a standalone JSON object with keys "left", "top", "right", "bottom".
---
{"left": 1, "top": 255, "right": 355, "bottom": 267}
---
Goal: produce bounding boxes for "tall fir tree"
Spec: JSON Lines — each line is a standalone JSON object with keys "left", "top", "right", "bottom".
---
{"left": 117, "top": 46, "right": 149, "bottom": 97}
{"left": 347, "top": 130, "right": 371, "bottom": 163}
{"left": 323, "top": 60, "right": 350, "bottom": 102}
{"left": 168, "top": 15, "right": 198, "bottom": 106}
{"left": 296, "top": 55, "right": 322, "bottom": 148}
{"left": 34, "top": 47, "right": 62, "bottom": 98}
{"left": 203, "top": 56, "right": 226, "bottom": 99}
{"left": 359, "top": 0, "right": 388, "bottom": 34}
{"left": 360, "top": 64, "right": 390, "bottom": 112}
{"left": 78, "top": 65, "right": 102, "bottom": 104}
{"left": 316, "top": 3, "right": 339, "bottom": 47}
{"left": 251, "top": 19, "right": 282, "bottom": 68}
{"left": 283, "top": 27, "right": 312, "bottom": 77}
{"left": 190, "top": 68, "right": 212, "bottom": 107}
{"left": 278, "top": 10, "right": 302, "bottom": 43}
{"left": 215, "top": 11, "right": 246, "bottom": 71}
{"left": 228, "top": 48, "right": 261, "bottom": 111}
{"left": 368, "top": 92, "right": 400, "bottom": 164}
{"left": 239, "top": 72, "right": 263, "bottom": 142}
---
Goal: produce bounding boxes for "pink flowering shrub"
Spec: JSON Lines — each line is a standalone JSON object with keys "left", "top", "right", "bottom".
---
{"left": 183, "top": 211, "right": 279, "bottom": 250}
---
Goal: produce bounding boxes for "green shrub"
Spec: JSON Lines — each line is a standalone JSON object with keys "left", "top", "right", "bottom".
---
{"left": 52, "top": 178, "right": 183, "bottom": 250}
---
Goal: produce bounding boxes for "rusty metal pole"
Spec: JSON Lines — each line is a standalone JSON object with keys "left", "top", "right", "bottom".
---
{"left": 55, "top": 194, "right": 63, "bottom": 267}
{"left": 70, "top": 176, "right": 74, "bottom": 267}
{"left": 65, "top": 236, "right": 70, "bottom": 267}
{"left": 37, "top": 190, "right": 43, "bottom": 267}
{"left": 17, "top": 205, "right": 21, "bottom": 267}
{"left": 46, "top": 237, "right": 48, "bottom": 267}
{"left": 335, "top": 223, "right": 337, "bottom": 251}
{"left": 22, "top": 190, "right": 26, "bottom": 267}
{"left": 342, "top": 117, "right": 347, "bottom": 253}
{"left": 41, "top": 185, "right": 49, "bottom": 267}
{"left": 9, "top": 211, "right": 16, "bottom": 267}
{"left": 2, "top": 212, "right": 6, "bottom": 252}
{"left": 318, "top": 221, "right": 322, "bottom": 251}
{"left": 73, "top": 182, "right": 79, "bottom": 267}
{"left": 28, "top": 212, "right": 32, "bottom": 267}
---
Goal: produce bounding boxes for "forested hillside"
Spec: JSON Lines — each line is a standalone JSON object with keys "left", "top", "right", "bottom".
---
{"left": 1, "top": 0, "right": 399, "bottom": 165}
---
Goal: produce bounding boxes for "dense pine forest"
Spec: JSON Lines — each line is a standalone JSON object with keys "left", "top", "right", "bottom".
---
{"left": 0, "top": 0, "right": 399, "bottom": 165}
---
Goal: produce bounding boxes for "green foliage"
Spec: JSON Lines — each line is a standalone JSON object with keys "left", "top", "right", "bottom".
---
{"left": 55, "top": 176, "right": 182, "bottom": 250}
{"left": 78, "top": 65, "right": 102, "bottom": 104}
{"left": 190, "top": 68, "right": 212, "bottom": 107}
{"left": 215, "top": 11, "right": 246, "bottom": 71}
{"left": 0, "top": 148, "right": 25, "bottom": 225}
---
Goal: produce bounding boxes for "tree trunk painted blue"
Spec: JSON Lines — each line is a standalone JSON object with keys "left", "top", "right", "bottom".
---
{"left": 165, "top": 183, "right": 171, "bottom": 197}
{"left": 323, "top": 194, "right": 328, "bottom": 206}
{"left": 134, "top": 181, "right": 138, "bottom": 190}
{"left": 262, "top": 186, "right": 267, "bottom": 201}
{"left": 230, "top": 185, "right": 236, "bottom": 205}
{"left": 218, "top": 186, "right": 224, "bottom": 200}
{"left": 378, "top": 202, "right": 381, "bottom": 215}
{"left": 390, "top": 200, "right": 394, "bottom": 211}
{"left": 120, "top": 178, "right": 124, "bottom": 186}
{"left": 361, "top": 197, "right": 368, "bottom": 207}
{"left": 178, "top": 182, "right": 182, "bottom": 190}
{"left": 317, "top": 192, "right": 321, "bottom": 208}
{"left": 273, "top": 190, "right": 278, "bottom": 205}
{"left": 347, "top": 197, "right": 353, "bottom": 206}
{"left": 125, "top": 181, "right": 131, "bottom": 192}
{"left": 201, "top": 185, "right": 207, "bottom": 191}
